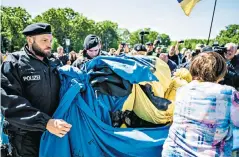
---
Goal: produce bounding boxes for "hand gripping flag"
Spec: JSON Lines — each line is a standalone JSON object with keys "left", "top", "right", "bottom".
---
{"left": 177, "top": 0, "right": 200, "bottom": 16}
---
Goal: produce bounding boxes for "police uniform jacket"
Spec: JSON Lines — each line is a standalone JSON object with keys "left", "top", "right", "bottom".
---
{"left": 1, "top": 44, "right": 61, "bottom": 133}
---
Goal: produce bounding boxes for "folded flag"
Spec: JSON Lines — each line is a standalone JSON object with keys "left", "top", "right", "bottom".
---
{"left": 177, "top": 0, "right": 200, "bottom": 16}
{"left": 39, "top": 56, "right": 169, "bottom": 157}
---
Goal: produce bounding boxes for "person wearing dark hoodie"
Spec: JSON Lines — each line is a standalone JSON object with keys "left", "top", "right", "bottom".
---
{"left": 72, "top": 34, "right": 108, "bottom": 69}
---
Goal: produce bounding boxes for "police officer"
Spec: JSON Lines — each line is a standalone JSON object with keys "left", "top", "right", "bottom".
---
{"left": 1, "top": 23, "right": 72, "bottom": 157}
{"left": 145, "top": 42, "right": 157, "bottom": 56}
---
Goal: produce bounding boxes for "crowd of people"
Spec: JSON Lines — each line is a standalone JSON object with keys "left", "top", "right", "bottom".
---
{"left": 1, "top": 22, "right": 239, "bottom": 157}
{"left": 43, "top": 35, "right": 239, "bottom": 91}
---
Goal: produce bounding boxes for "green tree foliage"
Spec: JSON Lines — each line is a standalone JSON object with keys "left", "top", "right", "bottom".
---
{"left": 128, "top": 29, "right": 141, "bottom": 45}
{"left": 157, "top": 33, "right": 171, "bottom": 48}
{"left": 128, "top": 28, "right": 171, "bottom": 48}
{"left": 33, "top": 8, "right": 78, "bottom": 52}
{"left": 51, "top": 37, "right": 60, "bottom": 52}
{"left": 129, "top": 28, "right": 158, "bottom": 45}
{"left": 146, "top": 29, "right": 159, "bottom": 43}
{"left": 2, "top": 6, "right": 238, "bottom": 53}
{"left": 70, "top": 15, "right": 96, "bottom": 51}
{"left": 171, "top": 39, "right": 214, "bottom": 51}
{"left": 117, "top": 28, "right": 131, "bottom": 43}
{"left": 216, "top": 24, "right": 239, "bottom": 45}
{"left": 1, "top": 6, "right": 32, "bottom": 52}
{"left": 170, "top": 25, "right": 239, "bottom": 51}
{"left": 33, "top": 9, "right": 119, "bottom": 52}
{"left": 94, "top": 21, "right": 119, "bottom": 51}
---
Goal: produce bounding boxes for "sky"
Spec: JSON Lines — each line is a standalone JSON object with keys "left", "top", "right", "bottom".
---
{"left": 2, "top": 0, "right": 239, "bottom": 40}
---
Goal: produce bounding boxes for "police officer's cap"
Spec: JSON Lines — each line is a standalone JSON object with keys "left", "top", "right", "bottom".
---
{"left": 134, "top": 44, "right": 147, "bottom": 52}
{"left": 146, "top": 41, "right": 153, "bottom": 46}
{"left": 22, "top": 23, "right": 52, "bottom": 36}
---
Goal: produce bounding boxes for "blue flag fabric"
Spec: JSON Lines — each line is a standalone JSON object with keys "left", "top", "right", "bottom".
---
{"left": 0, "top": 114, "right": 9, "bottom": 145}
{"left": 40, "top": 56, "right": 170, "bottom": 157}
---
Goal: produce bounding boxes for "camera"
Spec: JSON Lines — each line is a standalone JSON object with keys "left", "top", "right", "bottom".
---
{"left": 121, "top": 42, "right": 126, "bottom": 48}
{"left": 139, "top": 31, "right": 149, "bottom": 36}
{"left": 138, "top": 30, "right": 150, "bottom": 44}
{"left": 213, "top": 46, "right": 227, "bottom": 58}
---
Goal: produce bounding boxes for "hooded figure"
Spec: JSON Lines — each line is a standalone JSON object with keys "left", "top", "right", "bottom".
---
{"left": 73, "top": 34, "right": 108, "bottom": 68}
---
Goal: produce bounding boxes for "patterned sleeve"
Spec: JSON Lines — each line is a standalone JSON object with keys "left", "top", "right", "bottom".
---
{"left": 231, "top": 90, "right": 239, "bottom": 127}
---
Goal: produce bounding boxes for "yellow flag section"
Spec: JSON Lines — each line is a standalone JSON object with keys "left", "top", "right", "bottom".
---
{"left": 165, "top": 68, "right": 192, "bottom": 103}
{"left": 178, "top": 0, "right": 200, "bottom": 16}
{"left": 122, "top": 57, "right": 173, "bottom": 125}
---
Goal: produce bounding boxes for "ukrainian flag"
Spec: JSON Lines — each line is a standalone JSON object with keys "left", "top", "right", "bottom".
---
{"left": 178, "top": 0, "right": 200, "bottom": 16}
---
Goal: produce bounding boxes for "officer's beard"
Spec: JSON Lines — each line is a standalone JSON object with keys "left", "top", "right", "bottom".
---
{"left": 32, "top": 41, "right": 51, "bottom": 58}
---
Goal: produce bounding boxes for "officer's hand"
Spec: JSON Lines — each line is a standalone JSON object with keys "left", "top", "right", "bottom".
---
{"left": 46, "top": 119, "right": 72, "bottom": 138}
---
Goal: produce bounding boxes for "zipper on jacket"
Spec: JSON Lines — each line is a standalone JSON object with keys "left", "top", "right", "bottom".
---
{"left": 43, "top": 69, "right": 47, "bottom": 80}
{"left": 48, "top": 66, "right": 52, "bottom": 88}
{"left": 48, "top": 66, "right": 52, "bottom": 115}
{"left": 43, "top": 68, "right": 51, "bottom": 113}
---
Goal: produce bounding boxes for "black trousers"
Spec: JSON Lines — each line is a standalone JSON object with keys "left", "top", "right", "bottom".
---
{"left": 9, "top": 132, "right": 42, "bottom": 157}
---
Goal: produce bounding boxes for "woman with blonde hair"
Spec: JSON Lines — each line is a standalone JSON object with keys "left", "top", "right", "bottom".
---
{"left": 162, "top": 52, "right": 239, "bottom": 157}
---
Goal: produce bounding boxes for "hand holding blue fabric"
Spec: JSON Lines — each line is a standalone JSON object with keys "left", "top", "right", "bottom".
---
{"left": 46, "top": 119, "right": 72, "bottom": 138}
